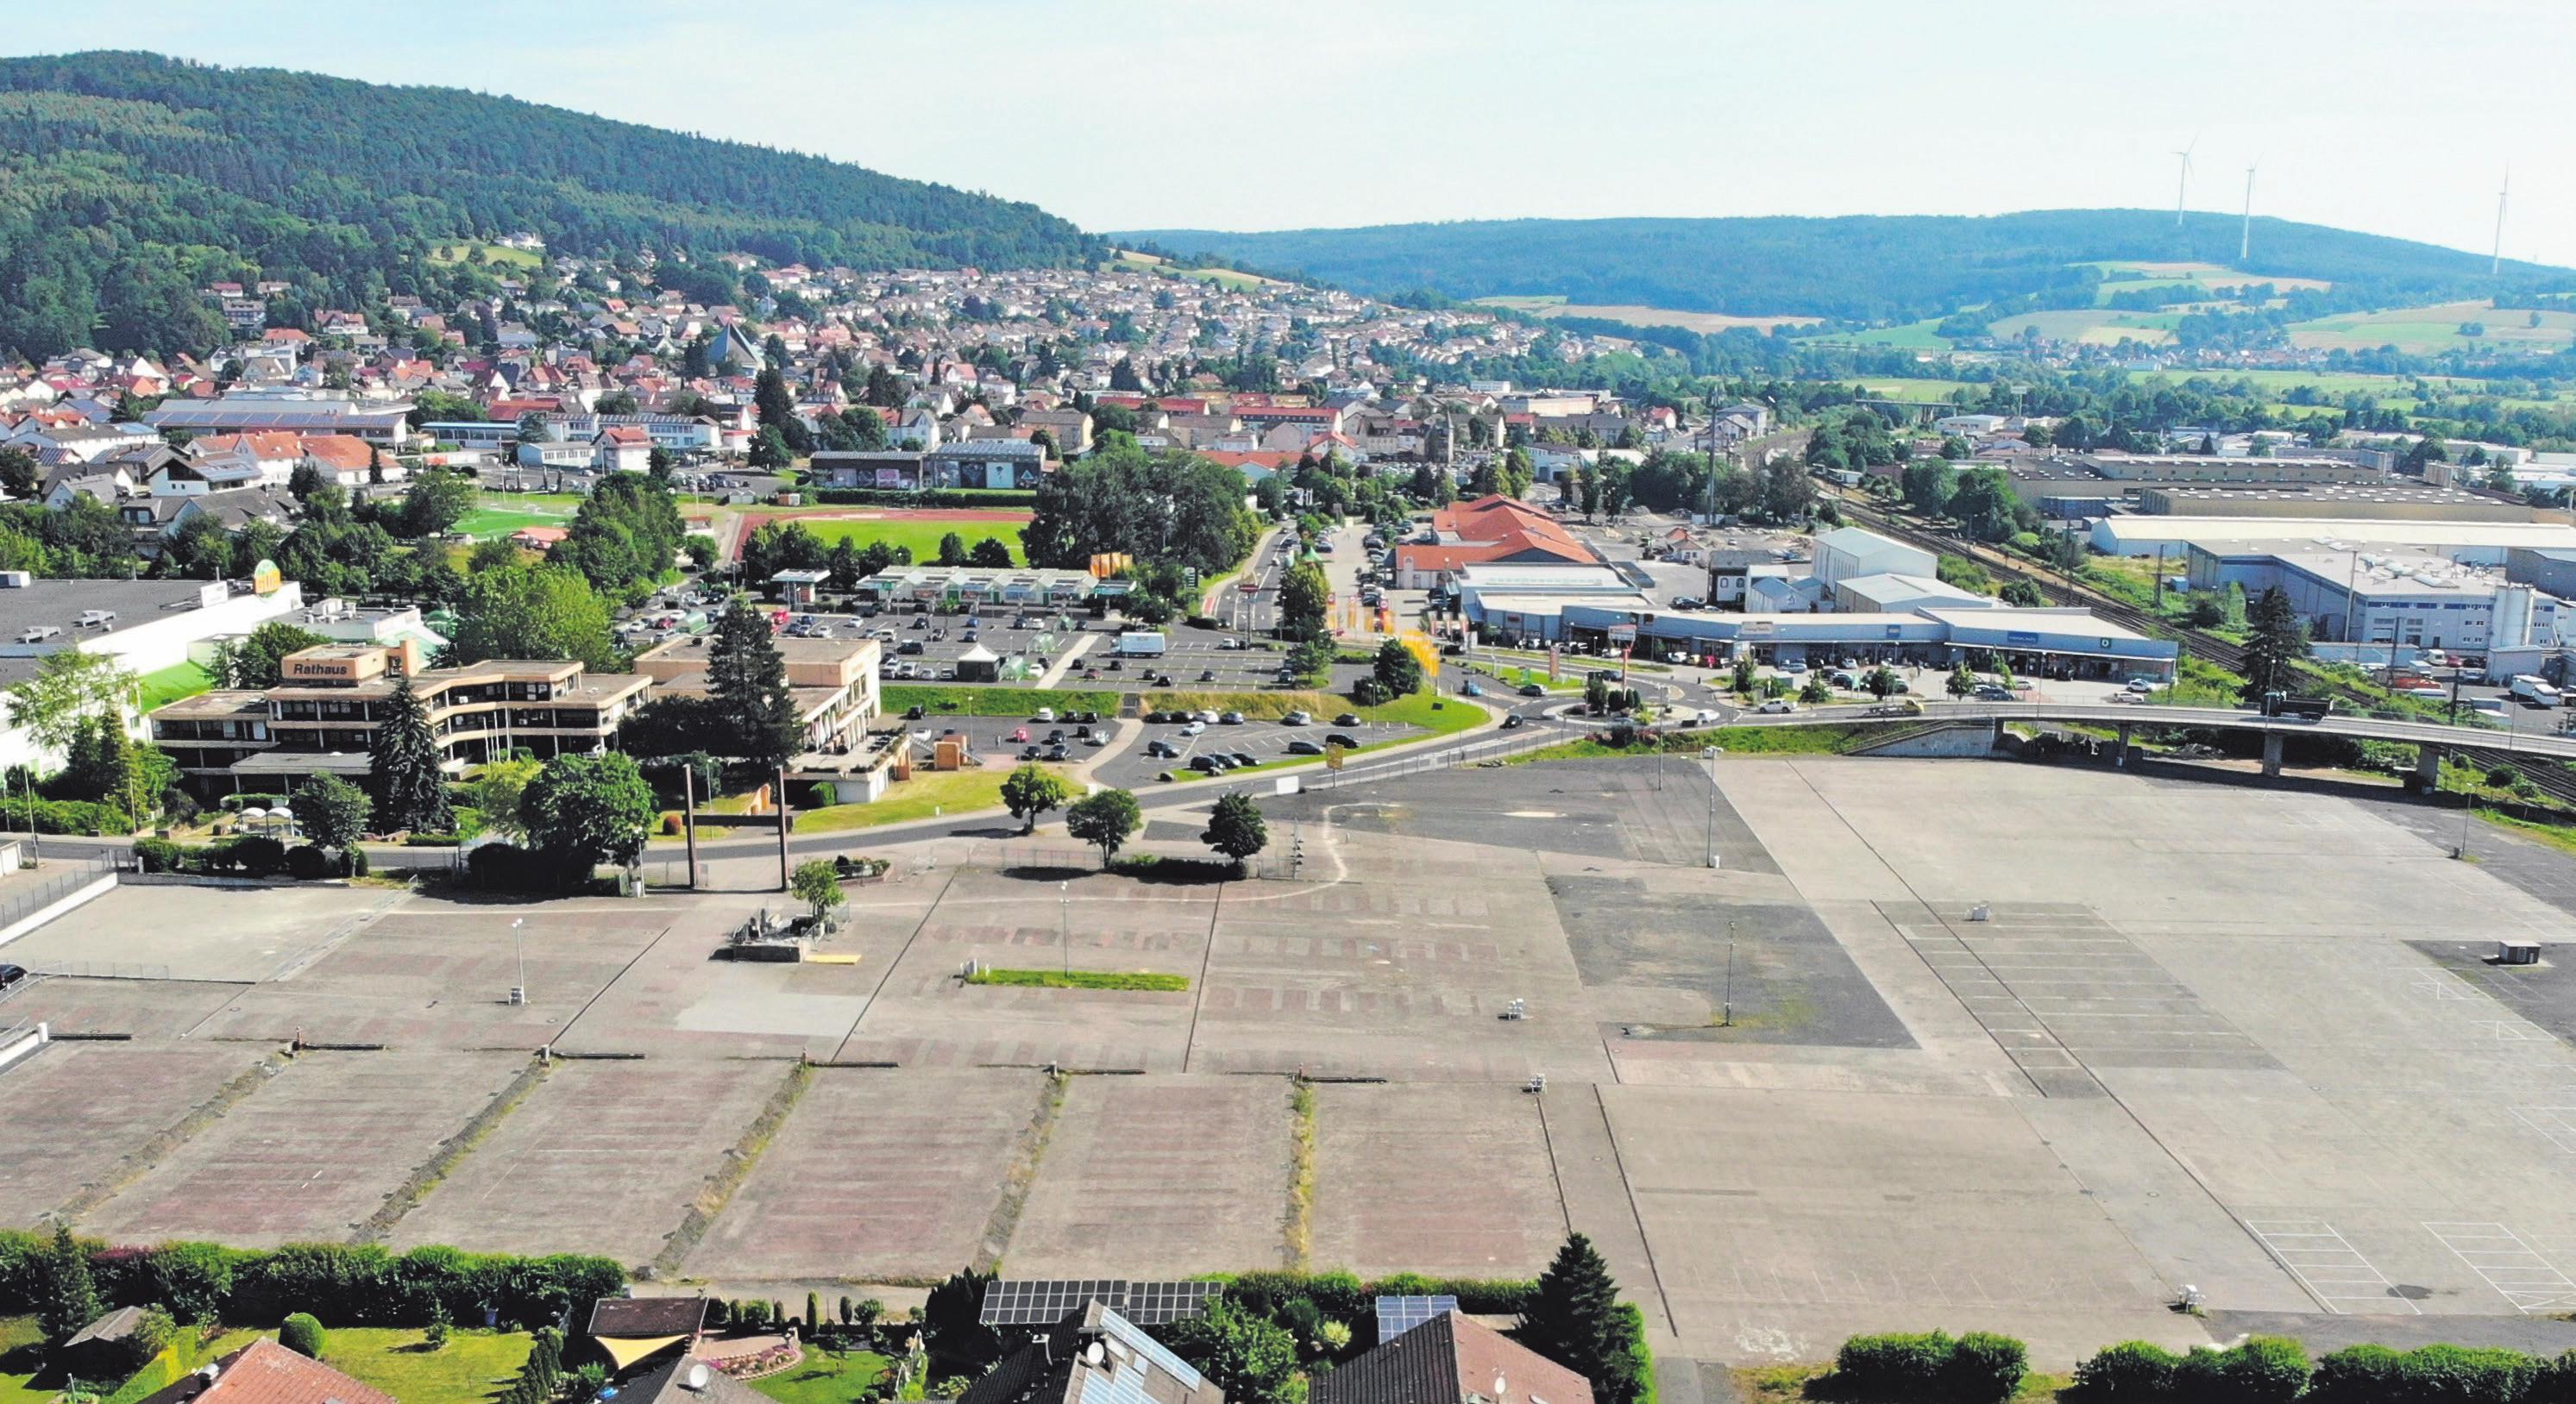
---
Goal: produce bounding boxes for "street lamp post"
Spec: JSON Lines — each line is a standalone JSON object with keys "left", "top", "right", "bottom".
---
{"left": 1702, "top": 746, "right": 1721, "bottom": 868}
{"left": 1059, "top": 881, "right": 1071, "bottom": 976}
{"left": 509, "top": 917, "right": 527, "bottom": 1006}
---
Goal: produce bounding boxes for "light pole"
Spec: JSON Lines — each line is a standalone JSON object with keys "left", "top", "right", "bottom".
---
{"left": 1702, "top": 746, "right": 1721, "bottom": 868}
{"left": 510, "top": 917, "right": 527, "bottom": 1006}
{"left": 1722, "top": 919, "right": 1737, "bottom": 1027}
{"left": 1059, "top": 881, "right": 1071, "bottom": 976}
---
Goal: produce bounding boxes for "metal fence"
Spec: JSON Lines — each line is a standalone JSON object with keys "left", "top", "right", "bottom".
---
{"left": 0, "top": 852, "right": 116, "bottom": 937}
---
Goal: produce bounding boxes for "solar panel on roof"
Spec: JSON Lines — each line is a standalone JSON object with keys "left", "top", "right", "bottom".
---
{"left": 978, "top": 1279, "right": 1220, "bottom": 1327}
{"left": 1374, "top": 1295, "right": 1458, "bottom": 1341}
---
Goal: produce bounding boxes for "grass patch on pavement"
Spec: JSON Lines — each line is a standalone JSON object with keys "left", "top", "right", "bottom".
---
{"left": 883, "top": 686, "right": 1119, "bottom": 718}
{"left": 1140, "top": 689, "right": 1345, "bottom": 720}
{"left": 966, "top": 968, "right": 1190, "bottom": 991}
{"left": 1153, "top": 691, "right": 1490, "bottom": 786}
{"left": 1505, "top": 722, "right": 1877, "bottom": 764}
{"left": 792, "top": 769, "right": 1010, "bottom": 833}
{"left": 752, "top": 1350, "right": 891, "bottom": 1404}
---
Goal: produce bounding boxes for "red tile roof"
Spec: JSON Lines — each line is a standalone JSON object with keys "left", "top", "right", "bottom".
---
{"left": 139, "top": 1338, "right": 395, "bottom": 1404}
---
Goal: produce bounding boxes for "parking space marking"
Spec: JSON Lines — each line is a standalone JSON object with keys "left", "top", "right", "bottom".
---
{"left": 2423, "top": 1222, "right": 2576, "bottom": 1313}
{"left": 2511, "top": 1106, "right": 2576, "bottom": 1154}
{"left": 2245, "top": 1219, "right": 2419, "bottom": 1314}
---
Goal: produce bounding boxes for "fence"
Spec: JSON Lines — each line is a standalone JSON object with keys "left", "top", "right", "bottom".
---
{"left": 0, "top": 852, "right": 117, "bottom": 945}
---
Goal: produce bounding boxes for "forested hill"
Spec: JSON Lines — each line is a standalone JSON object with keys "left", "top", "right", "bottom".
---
{"left": 0, "top": 51, "right": 1100, "bottom": 360}
{"left": 1115, "top": 210, "right": 2570, "bottom": 323}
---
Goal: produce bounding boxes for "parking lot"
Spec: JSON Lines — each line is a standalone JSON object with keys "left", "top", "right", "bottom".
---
{"left": 1089, "top": 700, "right": 1438, "bottom": 789}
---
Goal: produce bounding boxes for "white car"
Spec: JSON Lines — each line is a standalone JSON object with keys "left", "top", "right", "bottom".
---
{"left": 1693, "top": 708, "right": 1722, "bottom": 724}
{"left": 2124, "top": 679, "right": 2155, "bottom": 694}
{"left": 1282, "top": 710, "right": 1312, "bottom": 726}
{"left": 1034, "top": 708, "right": 1056, "bottom": 724}
{"left": 1182, "top": 720, "right": 1206, "bottom": 736}
{"left": 2107, "top": 690, "right": 2145, "bottom": 705}
{"left": 1755, "top": 698, "right": 1797, "bottom": 715}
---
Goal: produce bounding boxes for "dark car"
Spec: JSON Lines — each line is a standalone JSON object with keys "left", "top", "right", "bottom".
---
{"left": 897, "top": 639, "right": 926, "bottom": 655}
{"left": 1334, "top": 712, "right": 1361, "bottom": 726}
{"left": 1517, "top": 683, "right": 1546, "bottom": 698}
{"left": 1502, "top": 714, "right": 1524, "bottom": 730}
{"left": 1228, "top": 752, "right": 1260, "bottom": 768}
{"left": 1189, "top": 755, "right": 1227, "bottom": 774}
{"left": 1286, "top": 738, "right": 1326, "bottom": 755}
{"left": 0, "top": 962, "right": 24, "bottom": 990}
{"left": 1325, "top": 732, "right": 1361, "bottom": 749}
{"left": 1046, "top": 743, "right": 1071, "bottom": 761}
{"left": 1146, "top": 740, "right": 1179, "bottom": 759}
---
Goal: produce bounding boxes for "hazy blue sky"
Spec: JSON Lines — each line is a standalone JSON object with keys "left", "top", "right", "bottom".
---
{"left": 9, "top": 1, "right": 2570, "bottom": 265}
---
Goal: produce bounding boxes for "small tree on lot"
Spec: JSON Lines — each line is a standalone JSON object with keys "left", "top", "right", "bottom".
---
{"left": 2238, "top": 585, "right": 2310, "bottom": 705}
{"left": 1201, "top": 793, "right": 1268, "bottom": 872}
{"left": 1866, "top": 665, "right": 1899, "bottom": 699}
{"left": 1799, "top": 674, "right": 1832, "bottom": 705}
{"left": 1946, "top": 662, "right": 1976, "bottom": 699}
{"left": 519, "top": 752, "right": 658, "bottom": 875}
{"left": 1065, "top": 788, "right": 1141, "bottom": 869}
{"left": 1526, "top": 1232, "right": 1643, "bottom": 1404}
{"left": 1001, "top": 763, "right": 1071, "bottom": 834}
{"left": 1372, "top": 638, "right": 1424, "bottom": 697}
{"left": 290, "top": 774, "right": 374, "bottom": 865}
{"left": 36, "top": 1223, "right": 98, "bottom": 1345}
{"left": 279, "top": 1313, "right": 325, "bottom": 1359}
{"left": 1287, "top": 636, "right": 1336, "bottom": 684}
{"left": 369, "top": 679, "right": 451, "bottom": 835}
{"left": 791, "top": 860, "right": 846, "bottom": 922}
{"left": 1730, "top": 656, "right": 1757, "bottom": 694}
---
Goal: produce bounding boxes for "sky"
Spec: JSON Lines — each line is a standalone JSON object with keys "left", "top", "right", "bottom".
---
{"left": 7, "top": 0, "right": 2573, "bottom": 264}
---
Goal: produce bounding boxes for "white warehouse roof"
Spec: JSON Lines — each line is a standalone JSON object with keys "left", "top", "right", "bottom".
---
{"left": 2092, "top": 516, "right": 2576, "bottom": 556}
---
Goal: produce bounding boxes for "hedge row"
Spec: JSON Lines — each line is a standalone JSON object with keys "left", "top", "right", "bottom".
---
{"left": 135, "top": 837, "right": 365, "bottom": 881}
{"left": 1214, "top": 1270, "right": 1537, "bottom": 1324}
{"left": 0, "top": 1234, "right": 622, "bottom": 1330}
{"left": 12, "top": 798, "right": 131, "bottom": 836}
{"left": 2306, "top": 1343, "right": 2576, "bottom": 1404}
{"left": 2073, "top": 1338, "right": 2310, "bottom": 1401}
{"left": 1834, "top": 1331, "right": 2027, "bottom": 1404}
{"left": 808, "top": 488, "right": 1038, "bottom": 509}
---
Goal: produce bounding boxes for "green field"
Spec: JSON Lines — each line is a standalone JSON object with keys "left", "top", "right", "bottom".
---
{"left": 750, "top": 512, "right": 1031, "bottom": 566}
{"left": 1110, "top": 250, "right": 1281, "bottom": 291}
{"left": 1983, "top": 308, "right": 2179, "bottom": 346}
{"left": 455, "top": 492, "right": 584, "bottom": 541}
{"left": 1851, "top": 377, "right": 1982, "bottom": 404}
{"left": 790, "top": 768, "right": 1013, "bottom": 834}
{"left": 883, "top": 686, "right": 1120, "bottom": 718}
{"left": 2289, "top": 299, "right": 2576, "bottom": 354}
{"left": 1838, "top": 317, "right": 1952, "bottom": 349}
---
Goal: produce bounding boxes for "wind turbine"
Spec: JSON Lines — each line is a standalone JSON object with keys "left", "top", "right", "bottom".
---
{"left": 2240, "top": 160, "right": 2259, "bottom": 262}
{"left": 2173, "top": 135, "right": 2197, "bottom": 227}
{"left": 2492, "top": 168, "right": 2510, "bottom": 276}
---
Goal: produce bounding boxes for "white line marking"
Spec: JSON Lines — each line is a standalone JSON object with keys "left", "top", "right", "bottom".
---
{"left": 2424, "top": 1222, "right": 2576, "bottom": 1313}
{"left": 2246, "top": 1219, "right": 2420, "bottom": 1315}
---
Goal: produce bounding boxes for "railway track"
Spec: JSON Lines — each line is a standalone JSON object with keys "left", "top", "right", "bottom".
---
{"left": 1834, "top": 494, "right": 2252, "bottom": 670}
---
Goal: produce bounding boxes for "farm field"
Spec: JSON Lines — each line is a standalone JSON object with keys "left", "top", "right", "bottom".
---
{"left": 426, "top": 241, "right": 540, "bottom": 269}
{"left": 1110, "top": 249, "right": 1283, "bottom": 290}
{"left": 1836, "top": 317, "right": 1952, "bottom": 349}
{"left": 2084, "top": 259, "right": 2333, "bottom": 295}
{"left": 1983, "top": 307, "right": 2179, "bottom": 345}
{"left": 2288, "top": 298, "right": 2576, "bottom": 354}
{"left": 742, "top": 509, "right": 1033, "bottom": 565}
{"left": 1470, "top": 295, "right": 1819, "bottom": 333}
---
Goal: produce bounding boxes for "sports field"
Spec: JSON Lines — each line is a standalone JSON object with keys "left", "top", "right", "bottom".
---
{"left": 745, "top": 509, "right": 1033, "bottom": 565}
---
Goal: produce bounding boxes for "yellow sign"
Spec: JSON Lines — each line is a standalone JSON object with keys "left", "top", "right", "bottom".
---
{"left": 1398, "top": 630, "right": 1441, "bottom": 679}
{"left": 250, "top": 559, "right": 283, "bottom": 595}
{"left": 1324, "top": 743, "right": 1348, "bottom": 771}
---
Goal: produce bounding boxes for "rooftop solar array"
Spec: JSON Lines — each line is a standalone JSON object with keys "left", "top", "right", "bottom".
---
{"left": 980, "top": 1279, "right": 1222, "bottom": 1327}
{"left": 1374, "top": 1295, "right": 1459, "bottom": 1341}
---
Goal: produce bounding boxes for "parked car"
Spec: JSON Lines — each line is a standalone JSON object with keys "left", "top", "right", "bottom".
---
{"left": 1034, "top": 708, "right": 1056, "bottom": 723}
{"left": 1220, "top": 711, "right": 1245, "bottom": 724}
{"left": 1325, "top": 732, "right": 1361, "bottom": 749}
{"left": 1146, "top": 740, "right": 1180, "bottom": 759}
{"left": 1334, "top": 712, "right": 1361, "bottom": 726}
{"left": 1046, "top": 743, "right": 1071, "bottom": 761}
{"left": 2125, "top": 679, "right": 2156, "bottom": 694}
{"left": 0, "top": 962, "right": 24, "bottom": 990}
{"left": 1973, "top": 685, "right": 2013, "bottom": 701}
{"left": 1282, "top": 710, "right": 1312, "bottom": 726}
{"left": 1286, "top": 738, "right": 1327, "bottom": 755}
{"left": 1189, "top": 755, "right": 1227, "bottom": 774}
{"left": 1228, "top": 752, "right": 1260, "bottom": 768}
{"left": 1182, "top": 721, "right": 1206, "bottom": 736}
{"left": 1755, "top": 698, "right": 1797, "bottom": 714}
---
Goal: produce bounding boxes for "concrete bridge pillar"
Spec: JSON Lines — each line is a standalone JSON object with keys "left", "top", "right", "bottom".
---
{"left": 2114, "top": 723, "right": 2134, "bottom": 768}
{"left": 2260, "top": 731, "right": 2284, "bottom": 778}
{"left": 2412, "top": 745, "right": 2444, "bottom": 794}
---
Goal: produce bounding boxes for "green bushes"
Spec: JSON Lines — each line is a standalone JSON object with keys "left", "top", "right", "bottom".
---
{"left": 2306, "top": 1343, "right": 2563, "bottom": 1404}
{"left": 2073, "top": 1340, "right": 2182, "bottom": 1397}
{"left": 279, "top": 1313, "right": 324, "bottom": 1358}
{"left": 131, "top": 835, "right": 340, "bottom": 881}
{"left": 1215, "top": 1270, "right": 1537, "bottom": 1327}
{"left": 0, "top": 1232, "right": 622, "bottom": 1332}
{"left": 285, "top": 845, "right": 331, "bottom": 880}
{"left": 1830, "top": 1331, "right": 2025, "bottom": 1404}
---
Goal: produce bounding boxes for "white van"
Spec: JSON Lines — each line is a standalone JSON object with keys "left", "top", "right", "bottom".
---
{"left": 16, "top": 626, "right": 59, "bottom": 644}
{"left": 74, "top": 610, "right": 115, "bottom": 629}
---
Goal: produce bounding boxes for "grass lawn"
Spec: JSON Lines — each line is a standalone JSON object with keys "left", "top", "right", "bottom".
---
{"left": 2288, "top": 299, "right": 2576, "bottom": 354}
{"left": 137, "top": 661, "right": 215, "bottom": 711}
{"left": 1506, "top": 722, "right": 1876, "bottom": 764}
{"left": 967, "top": 968, "right": 1190, "bottom": 991}
{"left": 317, "top": 1328, "right": 533, "bottom": 1404}
{"left": 0, "top": 1318, "right": 54, "bottom": 1404}
{"left": 752, "top": 1350, "right": 891, "bottom": 1404}
{"left": 427, "top": 241, "right": 541, "bottom": 269}
{"left": 790, "top": 768, "right": 1010, "bottom": 834}
{"left": 746, "top": 514, "right": 1031, "bottom": 566}
{"left": 1137, "top": 688, "right": 1343, "bottom": 720}
{"left": 1834, "top": 318, "right": 1951, "bottom": 350}
{"left": 1736, "top": 1362, "right": 2070, "bottom": 1402}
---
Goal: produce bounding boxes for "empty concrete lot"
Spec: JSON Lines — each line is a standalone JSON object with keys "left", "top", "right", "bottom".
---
{"left": 5, "top": 755, "right": 2576, "bottom": 1368}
